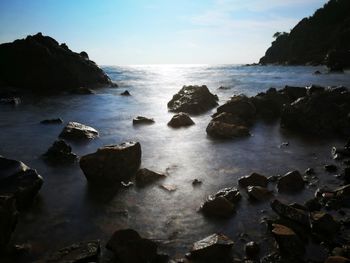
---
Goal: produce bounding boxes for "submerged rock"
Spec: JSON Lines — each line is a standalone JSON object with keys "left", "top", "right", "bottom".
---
{"left": 106, "top": 229, "right": 158, "bottom": 263}
{"left": 189, "top": 233, "right": 234, "bottom": 261}
{"left": 120, "top": 90, "right": 131, "bottom": 96}
{"left": 238, "top": 172, "right": 268, "bottom": 188}
{"left": 277, "top": 170, "right": 304, "bottom": 192}
{"left": 40, "top": 118, "right": 63, "bottom": 124}
{"left": 43, "top": 140, "right": 78, "bottom": 165}
{"left": 59, "top": 122, "right": 99, "bottom": 140}
{"left": 206, "top": 121, "right": 250, "bottom": 139}
{"left": 79, "top": 142, "right": 141, "bottom": 184}
{"left": 271, "top": 199, "right": 310, "bottom": 226}
{"left": 167, "top": 85, "right": 218, "bottom": 114}
{"left": 0, "top": 195, "right": 18, "bottom": 250}
{"left": 132, "top": 116, "right": 155, "bottom": 125}
{"left": 310, "top": 211, "right": 339, "bottom": 237}
{"left": 135, "top": 168, "right": 165, "bottom": 186}
{"left": 47, "top": 240, "right": 100, "bottom": 263}
{"left": 167, "top": 112, "right": 195, "bottom": 128}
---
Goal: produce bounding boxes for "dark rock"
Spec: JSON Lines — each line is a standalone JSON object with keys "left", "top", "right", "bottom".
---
{"left": 189, "top": 233, "right": 234, "bottom": 261}
{"left": 307, "top": 85, "right": 325, "bottom": 96}
{"left": 206, "top": 121, "right": 250, "bottom": 139}
{"left": 79, "top": 51, "right": 89, "bottom": 60}
{"left": 332, "top": 146, "right": 350, "bottom": 160}
{"left": 210, "top": 112, "right": 249, "bottom": 126}
{"left": 344, "top": 167, "right": 350, "bottom": 183}
{"left": 43, "top": 140, "right": 78, "bottom": 165}
{"left": 325, "top": 256, "right": 350, "bottom": 263}
{"left": 247, "top": 186, "right": 273, "bottom": 201}
{"left": 325, "top": 164, "right": 338, "bottom": 172}
{"left": 326, "top": 50, "right": 350, "bottom": 72}
{"left": 47, "top": 240, "right": 100, "bottom": 263}
{"left": 120, "top": 90, "right": 131, "bottom": 96}
{"left": 310, "top": 211, "right": 339, "bottom": 237}
{"left": 106, "top": 229, "right": 158, "bottom": 263}
{"left": 238, "top": 172, "right": 268, "bottom": 187}
{"left": 0, "top": 33, "right": 111, "bottom": 93}
{"left": 245, "top": 241, "right": 260, "bottom": 259}
{"left": 304, "top": 198, "right": 322, "bottom": 211}
{"left": 0, "top": 157, "right": 43, "bottom": 210}
{"left": 135, "top": 168, "right": 165, "bottom": 186}
{"left": 305, "top": 168, "right": 315, "bottom": 175}
{"left": 40, "top": 118, "right": 63, "bottom": 124}
{"left": 72, "top": 87, "right": 94, "bottom": 95}
{"left": 79, "top": 142, "right": 141, "bottom": 184}
{"left": 132, "top": 116, "right": 155, "bottom": 125}
{"left": 192, "top": 179, "right": 202, "bottom": 186}
{"left": 314, "top": 70, "right": 322, "bottom": 75}
{"left": 0, "top": 97, "right": 21, "bottom": 105}
{"left": 271, "top": 199, "right": 310, "bottom": 226}
{"left": 167, "top": 85, "right": 218, "bottom": 114}
{"left": 215, "top": 95, "right": 256, "bottom": 121}
{"left": 0, "top": 195, "right": 18, "bottom": 250}
{"left": 59, "top": 122, "right": 99, "bottom": 140}
{"left": 201, "top": 187, "right": 241, "bottom": 217}
{"left": 167, "top": 112, "right": 195, "bottom": 128}
{"left": 277, "top": 170, "right": 304, "bottom": 192}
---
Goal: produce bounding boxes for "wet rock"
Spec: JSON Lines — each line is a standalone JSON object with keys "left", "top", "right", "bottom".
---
{"left": 189, "top": 233, "right": 234, "bottom": 262}
{"left": 0, "top": 97, "right": 21, "bottom": 105}
{"left": 160, "top": 184, "right": 177, "bottom": 192}
{"left": 80, "top": 142, "right": 141, "bottom": 184}
{"left": 307, "top": 85, "right": 325, "bottom": 96}
{"left": 304, "top": 198, "right": 322, "bottom": 211}
{"left": 314, "top": 70, "right": 322, "bottom": 75}
{"left": 47, "top": 240, "right": 100, "bottom": 263}
{"left": 215, "top": 95, "right": 256, "bottom": 121}
{"left": 106, "top": 229, "right": 158, "bottom": 263}
{"left": 206, "top": 121, "right": 250, "bottom": 139}
{"left": 325, "top": 256, "right": 350, "bottom": 263}
{"left": 0, "top": 157, "right": 43, "bottom": 210}
{"left": 167, "top": 85, "right": 218, "bottom": 114}
{"left": 40, "top": 118, "right": 63, "bottom": 124}
{"left": 0, "top": 195, "right": 18, "bottom": 250}
{"left": 133, "top": 116, "right": 155, "bottom": 125}
{"left": 245, "top": 241, "right": 260, "bottom": 259}
{"left": 325, "top": 164, "right": 338, "bottom": 172}
{"left": 192, "top": 179, "right": 202, "bottom": 186}
{"left": 59, "top": 122, "right": 99, "bottom": 140}
{"left": 167, "top": 112, "right": 195, "bottom": 128}
{"left": 135, "top": 168, "right": 165, "bottom": 186}
{"left": 120, "top": 90, "right": 131, "bottom": 96}
{"left": 43, "top": 140, "right": 78, "bottom": 165}
{"left": 332, "top": 147, "right": 350, "bottom": 160}
{"left": 334, "top": 185, "right": 350, "bottom": 207}
{"left": 210, "top": 112, "right": 249, "bottom": 126}
{"left": 201, "top": 187, "right": 241, "bottom": 217}
{"left": 271, "top": 224, "right": 305, "bottom": 259}
{"left": 305, "top": 168, "right": 315, "bottom": 175}
{"left": 247, "top": 186, "right": 273, "bottom": 201}
{"left": 271, "top": 199, "right": 310, "bottom": 226}
{"left": 277, "top": 170, "right": 304, "bottom": 192}
{"left": 72, "top": 87, "right": 94, "bottom": 95}
{"left": 310, "top": 211, "right": 339, "bottom": 237}
{"left": 238, "top": 172, "right": 268, "bottom": 187}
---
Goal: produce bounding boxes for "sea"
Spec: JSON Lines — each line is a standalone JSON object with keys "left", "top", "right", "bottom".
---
{"left": 1, "top": 64, "right": 350, "bottom": 261}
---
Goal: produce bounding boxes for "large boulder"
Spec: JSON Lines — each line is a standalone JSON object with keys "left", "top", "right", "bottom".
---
{"left": 79, "top": 142, "right": 141, "bottom": 184}
{"left": 238, "top": 172, "right": 268, "bottom": 187}
{"left": 42, "top": 140, "right": 78, "bottom": 165}
{"left": 271, "top": 199, "right": 310, "bottom": 226}
{"left": 59, "top": 122, "right": 99, "bottom": 140}
{"left": 0, "top": 33, "right": 111, "bottom": 93}
{"left": 132, "top": 116, "right": 154, "bottom": 125}
{"left": 215, "top": 95, "right": 256, "bottom": 122}
{"left": 277, "top": 170, "right": 304, "bottom": 192}
{"left": 206, "top": 121, "right": 250, "bottom": 139}
{"left": 167, "top": 112, "right": 195, "bottom": 128}
{"left": 0, "top": 195, "right": 18, "bottom": 250}
{"left": 0, "top": 157, "right": 43, "bottom": 210}
{"left": 167, "top": 85, "right": 218, "bottom": 114}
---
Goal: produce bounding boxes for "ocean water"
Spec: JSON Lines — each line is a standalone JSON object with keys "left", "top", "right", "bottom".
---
{"left": 1, "top": 64, "right": 350, "bottom": 260}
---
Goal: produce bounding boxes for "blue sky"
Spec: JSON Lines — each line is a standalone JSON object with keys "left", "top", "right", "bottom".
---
{"left": 0, "top": 0, "right": 328, "bottom": 65}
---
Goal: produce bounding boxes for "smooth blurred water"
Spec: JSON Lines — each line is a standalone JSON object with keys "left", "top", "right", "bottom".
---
{"left": 1, "top": 64, "right": 350, "bottom": 260}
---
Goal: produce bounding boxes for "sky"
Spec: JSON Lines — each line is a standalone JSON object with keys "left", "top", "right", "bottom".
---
{"left": 0, "top": 0, "right": 328, "bottom": 65}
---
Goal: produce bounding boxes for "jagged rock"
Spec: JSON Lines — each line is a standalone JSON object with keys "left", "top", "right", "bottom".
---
{"left": 245, "top": 241, "right": 260, "bottom": 259}
{"left": 238, "top": 173, "right": 268, "bottom": 187}
{"left": 0, "top": 195, "right": 18, "bottom": 250}
{"left": 79, "top": 142, "right": 141, "bottom": 184}
{"left": 325, "top": 256, "right": 350, "bottom": 263}
{"left": 247, "top": 186, "right": 273, "bottom": 201}
{"left": 43, "top": 140, "right": 78, "bottom": 165}
{"left": 0, "top": 33, "right": 111, "bottom": 93}
{"left": 271, "top": 199, "right": 310, "bottom": 226}
{"left": 192, "top": 179, "right": 202, "bottom": 186}
{"left": 201, "top": 187, "right": 241, "bottom": 217}
{"left": 325, "top": 164, "right": 338, "bottom": 172}
{"left": 0, "top": 157, "right": 43, "bottom": 210}
{"left": 135, "top": 168, "right": 165, "bottom": 186}
{"left": 206, "top": 121, "right": 250, "bottom": 139}
{"left": 167, "top": 112, "right": 195, "bottom": 128}
{"left": 277, "top": 170, "right": 304, "bottom": 192}
{"left": 215, "top": 95, "right": 256, "bottom": 121}
{"left": 72, "top": 87, "right": 94, "bottom": 95}
{"left": 132, "top": 116, "right": 155, "bottom": 125}
{"left": 167, "top": 85, "right": 218, "bottom": 114}
{"left": 40, "top": 118, "right": 63, "bottom": 124}
{"left": 332, "top": 146, "right": 350, "bottom": 160}
{"left": 189, "top": 233, "right": 234, "bottom": 261}
{"left": 47, "top": 240, "right": 100, "bottom": 263}
{"left": 59, "top": 122, "right": 99, "bottom": 140}
{"left": 106, "top": 229, "right": 158, "bottom": 263}
{"left": 120, "top": 90, "right": 131, "bottom": 96}
{"left": 305, "top": 168, "right": 315, "bottom": 175}
{"left": 310, "top": 211, "right": 339, "bottom": 237}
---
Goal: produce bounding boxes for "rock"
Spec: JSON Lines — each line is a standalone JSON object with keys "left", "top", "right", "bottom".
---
{"left": 47, "top": 240, "right": 100, "bottom": 263}
{"left": 215, "top": 95, "right": 256, "bottom": 121}
{"left": 0, "top": 97, "right": 21, "bottom": 105}
{"left": 192, "top": 179, "right": 202, "bottom": 186}
{"left": 0, "top": 33, "right": 111, "bottom": 93}
{"left": 72, "top": 87, "right": 94, "bottom": 95}
{"left": 310, "top": 212, "right": 339, "bottom": 237}
{"left": 167, "top": 112, "right": 195, "bottom": 128}
{"left": 271, "top": 199, "right": 310, "bottom": 226}
{"left": 43, "top": 140, "right": 78, "bottom": 165}
{"left": 106, "top": 229, "right": 158, "bottom": 263}
{"left": 40, "top": 118, "right": 63, "bottom": 124}
{"left": 79, "top": 51, "right": 89, "bottom": 60}
{"left": 201, "top": 187, "right": 241, "bottom": 217}
{"left": 271, "top": 224, "right": 305, "bottom": 259}
{"left": 247, "top": 186, "right": 273, "bottom": 201}
{"left": 277, "top": 170, "right": 304, "bottom": 192}
{"left": 59, "top": 122, "right": 99, "bottom": 140}
{"left": 245, "top": 241, "right": 260, "bottom": 259}
{"left": 334, "top": 185, "right": 350, "bottom": 207}
{"left": 307, "top": 85, "right": 325, "bottom": 95}
{"left": 305, "top": 168, "right": 314, "bottom": 175}
{"left": 160, "top": 184, "right": 177, "bottom": 192}
{"left": 132, "top": 116, "right": 155, "bottom": 125}
{"left": 238, "top": 172, "right": 268, "bottom": 187}
{"left": 325, "top": 256, "right": 350, "bottom": 263}
{"left": 210, "top": 112, "right": 249, "bottom": 126}
{"left": 332, "top": 146, "right": 350, "bottom": 160}
{"left": 0, "top": 195, "right": 18, "bottom": 250}
{"left": 206, "top": 121, "right": 250, "bottom": 139}
{"left": 79, "top": 142, "right": 141, "bottom": 184}
{"left": 314, "top": 70, "right": 322, "bottom": 75}
{"left": 304, "top": 198, "right": 322, "bottom": 211}
{"left": 135, "top": 168, "right": 165, "bottom": 186}
{"left": 189, "top": 233, "right": 234, "bottom": 261}
{"left": 325, "top": 164, "right": 338, "bottom": 172}
{"left": 167, "top": 85, "right": 218, "bottom": 114}
{"left": 0, "top": 157, "right": 43, "bottom": 210}
{"left": 326, "top": 50, "right": 350, "bottom": 72}
{"left": 120, "top": 90, "right": 131, "bottom": 96}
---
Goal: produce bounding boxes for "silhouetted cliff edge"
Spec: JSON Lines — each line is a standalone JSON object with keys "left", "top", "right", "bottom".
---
{"left": 0, "top": 33, "right": 112, "bottom": 93}
{"left": 259, "top": 0, "right": 350, "bottom": 71}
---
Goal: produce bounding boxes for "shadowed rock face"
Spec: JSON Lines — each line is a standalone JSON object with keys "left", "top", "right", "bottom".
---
{"left": 0, "top": 195, "right": 18, "bottom": 250}
{"left": 0, "top": 33, "right": 111, "bottom": 93}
